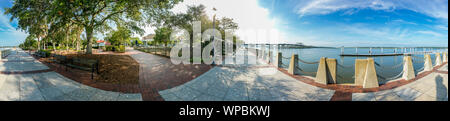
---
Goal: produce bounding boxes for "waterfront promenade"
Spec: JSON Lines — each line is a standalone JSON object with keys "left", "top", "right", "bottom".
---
{"left": 0, "top": 49, "right": 142, "bottom": 101}
{"left": 158, "top": 49, "right": 448, "bottom": 101}
{"left": 0, "top": 48, "right": 447, "bottom": 101}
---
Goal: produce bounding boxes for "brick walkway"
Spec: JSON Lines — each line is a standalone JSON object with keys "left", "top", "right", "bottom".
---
{"left": 127, "top": 48, "right": 212, "bottom": 101}
{"left": 157, "top": 47, "right": 448, "bottom": 101}
{"left": 157, "top": 49, "right": 337, "bottom": 101}
{"left": 351, "top": 63, "right": 448, "bottom": 101}
{"left": 3, "top": 48, "right": 446, "bottom": 101}
{"left": 0, "top": 49, "right": 142, "bottom": 101}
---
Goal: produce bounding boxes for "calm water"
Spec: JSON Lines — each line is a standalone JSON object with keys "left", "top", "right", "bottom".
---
{"left": 256, "top": 46, "right": 447, "bottom": 84}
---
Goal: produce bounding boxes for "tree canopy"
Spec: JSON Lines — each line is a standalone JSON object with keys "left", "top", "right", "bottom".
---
{"left": 105, "top": 26, "right": 133, "bottom": 46}
{"left": 6, "top": 0, "right": 182, "bottom": 54}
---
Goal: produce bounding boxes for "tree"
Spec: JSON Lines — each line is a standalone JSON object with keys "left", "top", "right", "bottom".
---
{"left": 5, "top": 0, "right": 51, "bottom": 50}
{"left": 164, "top": 5, "right": 240, "bottom": 58}
{"left": 130, "top": 37, "right": 143, "bottom": 46}
{"left": 153, "top": 27, "right": 173, "bottom": 47}
{"left": 105, "top": 26, "right": 132, "bottom": 46}
{"left": 21, "top": 35, "right": 38, "bottom": 50}
{"left": 50, "top": 0, "right": 181, "bottom": 54}
{"left": 7, "top": 0, "right": 181, "bottom": 54}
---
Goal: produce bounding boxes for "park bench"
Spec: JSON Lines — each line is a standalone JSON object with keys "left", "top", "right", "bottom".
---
{"left": 34, "top": 51, "right": 48, "bottom": 58}
{"left": 50, "top": 54, "right": 68, "bottom": 68}
{"left": 66, "top": 58, "right": 99, "bottom": 80}
{"left": 1, "top": 49, "right": 12, "bottom": 59}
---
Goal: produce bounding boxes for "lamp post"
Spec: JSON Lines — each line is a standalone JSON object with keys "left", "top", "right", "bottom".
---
{"left": 211, "top": 7, "right": 217, "bottom": 65}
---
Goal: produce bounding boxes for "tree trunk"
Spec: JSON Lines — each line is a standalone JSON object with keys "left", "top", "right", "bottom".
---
{"left": 85, "top": 27, "right": 94, "bottom": 54}
{"left": 76, "top": 39, "right": 80, "bottom": 51}
{"left": 52, "top": 40, "right": 56, "bottom": 51}
{"left": 37, "top": 37, "right": 41, "bottom": 50}
{"left": 43, "top": 39, "right": 46, "bottom": 50}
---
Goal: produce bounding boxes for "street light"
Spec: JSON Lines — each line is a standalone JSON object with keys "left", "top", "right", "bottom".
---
{"left": 212, "top": 7, "right": 217, "bottom": 65}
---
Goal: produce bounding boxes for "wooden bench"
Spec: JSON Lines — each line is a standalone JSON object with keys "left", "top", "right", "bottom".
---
{"left": 66, "top": 58, "right": 99, "bottom": 80}
{"left": 1, "top": 49, "right": 12, "bottom": 59}
{"left": 50, "top": 54, "right": 68, "bottom": 68}
{"left": 34, "top": 51, "right": 48, "bottom": 58}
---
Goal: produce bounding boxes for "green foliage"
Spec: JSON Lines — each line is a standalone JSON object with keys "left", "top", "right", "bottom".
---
{"left": 38, "top": 49, "right": 51, "bottom": 57}
{"left": 118, "top": 45, "right": 126, "bottom": 53}
{"left": 6, "top": 0, "right": 182, "bottom": 54}
{"left": 105, "top": 45, "right": 114, "bottom": 51}
{"left": 131, "top": 38, "right": 144, "bottom": 46}
{"left": 5, "top": 0, "right": 51, "bottom": 50}
{"left": 20, "top": 35, "right": 38, "bottom": 50}
{"left": 105, "top": 26, "right": 133, "bottom": 46}
{"left": 162, "top": 5, "right": 239, "bottom": 46}
{"left": 154, "top": 27, "right": 173, "bottom": 47}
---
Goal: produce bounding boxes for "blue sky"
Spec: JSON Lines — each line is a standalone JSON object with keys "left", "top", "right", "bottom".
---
{"left": 1, "top": 0, "right": 27, "bottom": 46}
{"left": 257, "top": 0, "right": 448, "bottom": 47}
{"left": 1, "top": 0, "right": 448, "bottom": 47}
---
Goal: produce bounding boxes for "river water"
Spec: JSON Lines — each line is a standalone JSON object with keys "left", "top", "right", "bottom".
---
{"left": 255, "top": 46, "right": 447, "bottom": 84}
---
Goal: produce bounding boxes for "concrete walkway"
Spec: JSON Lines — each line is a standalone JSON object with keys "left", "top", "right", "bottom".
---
{"left": 127, "top": 48, "right": 212, "bottom": 100}
{"left": 158, "top": 49, "right": 336, "bottom": 101}
{"left": 158, "top": 48, "right": 448, "bottom": 101}
{"left": 0, "top": 49, "right": 142, "bottom": 101}
{"left": 352, "top": 64, "right": 448, "bottom": 101}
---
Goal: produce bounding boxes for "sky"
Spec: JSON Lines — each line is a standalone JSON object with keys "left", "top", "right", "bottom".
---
{"left": 0, "top": 0, "right": 448, "bottom": 47}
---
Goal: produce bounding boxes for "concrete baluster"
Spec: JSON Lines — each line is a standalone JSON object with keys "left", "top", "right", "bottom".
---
{"left": 354, "top": 58, "right": 379, "bottom": 88}
{"left": 443, "top": 52, "right": 448, "bottom": 63}
{"left": 275, "top": 52, "right": 282, "bottom": 68}
{"left": 326, "top": 58, "right": 337, "bottom": 84}
{"left": 288, "top": 54, "right": 299, "bottom": 75}
{"left": 402, "top": 56, "right": 415, "bottom": 80}
{"left": 424, "top": 54, "right": 433, "bottom": 71}
{"left": 316, "top": 58, "right": 337, "bottom": 85}
{"left": 354, "top": 59, "right": 368, "bottom": 86}
{"left": 435, "top": 53, "right": 442, "bottom": 66}
{"left": 315, "top": 57, "right": 328, "bottom": 85}
{"left": 363, "top": 58, "right": 379, "bottom": 88}
{"left": 255, "top": 49, "right": 259, "bottom": 58}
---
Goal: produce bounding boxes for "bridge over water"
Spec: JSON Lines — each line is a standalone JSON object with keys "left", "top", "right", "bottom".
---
{"left": 340, "top": 47, "right": 448, "bottom": 57}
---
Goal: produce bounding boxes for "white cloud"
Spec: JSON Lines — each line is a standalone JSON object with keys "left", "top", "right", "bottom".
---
{"left": 435, "top": 25, "right": 448, "bottom": 31}
{"left": 172, "top": 0, "right": 278, "bottom": 30}
{"left": 295, "top": 0, "right": 448, "bottom": 20}
{"left": 0, "top": 10, "right": 28, "bottom": 46}
{"left": 296, "top": 0, "right": 395, "bottom": 17}
{"left": 170, "top": 0, "right": 282, "bottom": 43}
{"left": 391, "top": 19, "right": 417, "bottom": 25}
{"left": 416, "top": 30, "right": 444, "bottom": 37}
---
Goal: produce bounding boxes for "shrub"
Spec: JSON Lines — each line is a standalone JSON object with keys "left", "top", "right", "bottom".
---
{"left": 39, "top": 50, "right": 52, "bottom": 57}
{"left": 118, "top": 45, "right": 125, "bottom": 53}
{"left": 105, "top": 45, "right": 114, "bottom": 51}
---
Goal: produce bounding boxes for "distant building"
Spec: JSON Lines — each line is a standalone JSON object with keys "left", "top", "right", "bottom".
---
{"left": 96, "top": 40, "right": 110, "bottom": 47}
{"left": 142, "top": 34, "right": 155, "bottom": 46}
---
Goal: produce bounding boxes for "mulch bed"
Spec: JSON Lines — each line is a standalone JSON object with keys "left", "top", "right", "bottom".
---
{"left": 63, "top": 54, "right": 140, "bottom": 84}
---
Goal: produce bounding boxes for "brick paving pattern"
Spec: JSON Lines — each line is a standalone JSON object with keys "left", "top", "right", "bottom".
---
{"left": 0, "top": 49, "right": 142, "bottom": 101}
